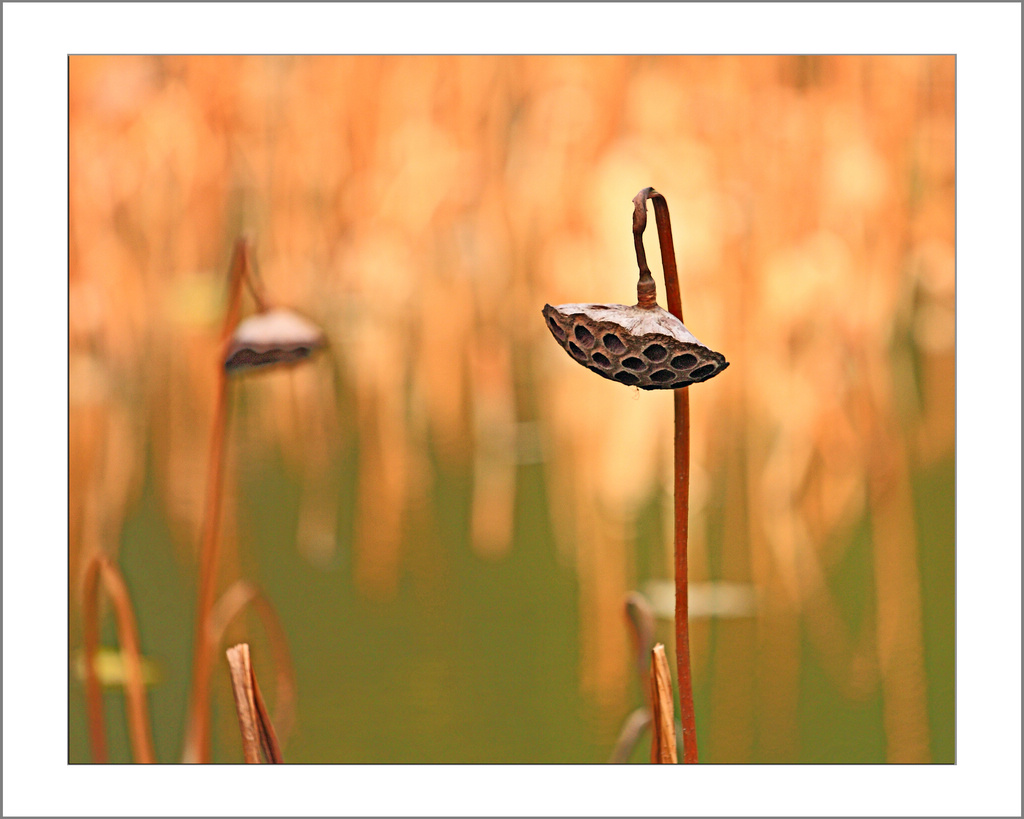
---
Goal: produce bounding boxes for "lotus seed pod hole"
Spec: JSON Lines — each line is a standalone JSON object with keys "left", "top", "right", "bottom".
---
{"left": 547, "top": 316, "right": 566, "bottom": 341}
{"left": 574, "top": 325, "right": 595, "bottom": 348}
{"left": 604, "top": 334, "right": 626, "bottom": 353}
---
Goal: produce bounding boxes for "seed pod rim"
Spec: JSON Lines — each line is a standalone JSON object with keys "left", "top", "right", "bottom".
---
{"left": 224, "top": 307, "right": 327, "bottom": 374}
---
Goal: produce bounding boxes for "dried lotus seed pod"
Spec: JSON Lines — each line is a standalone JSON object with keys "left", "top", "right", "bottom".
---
{"left": 542, "top": 302, "right": 728, "bottom": 390}
{"left": 225, "top": 307, "right": 326, "bottom": 373}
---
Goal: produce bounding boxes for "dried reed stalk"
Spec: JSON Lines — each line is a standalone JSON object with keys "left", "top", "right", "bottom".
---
{"left": 649, "top": 644, "right": 678, "bottom": 764}
{"left": 225, "top": 643, "right": 283, "bottom": 763}
{"left": 81, "top": 554, "right": 156, "bottom": 763}
{"left": 226, "top": 644, "right": 261, "bottom": 763}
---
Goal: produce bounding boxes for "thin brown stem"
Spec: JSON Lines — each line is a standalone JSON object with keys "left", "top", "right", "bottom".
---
{"left": 182, "top": 237, "right": 250, "bottom": 763}
{"left": 221, "top": 238, "right": 253, "bottom": 344}
{"left": 632, "top": 187, "right": 658, "bottom": 308}
{"left": 672, "top": 386, "right": 696, "bottom": 763}
{"left": 632, "top": 188, "right": 698, "bottom": 763}
{"left": 241, "top": 240, "right": 269, "bottom": 313}
{"left": 182, "top": 366, "right": 229, "bottom": 762}
{"left": 81, "top": 555, "right": 156, "bottom": 763}
{"left": 648, "top": 192, "right": 683, "bottom": 322}
{"left": 82, "top": 559, "right": 107, "bottom": 763}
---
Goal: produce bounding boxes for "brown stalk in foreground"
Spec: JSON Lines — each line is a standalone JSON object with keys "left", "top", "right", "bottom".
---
{"left": 82, "top": 554, "right": 156, "bottom": 763}
{"left": 225, "top": 643, "right": 283, "bottom": 763}
{"left": 650, "top": 644, "right": 678, "bottom": 764}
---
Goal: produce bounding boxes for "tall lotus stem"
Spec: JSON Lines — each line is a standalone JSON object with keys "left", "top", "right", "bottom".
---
{"left": 182, "top": 238, "right": 251, "bottom": 762}
{"left": 633, "top": 187, "right": 698, "bottom": 764}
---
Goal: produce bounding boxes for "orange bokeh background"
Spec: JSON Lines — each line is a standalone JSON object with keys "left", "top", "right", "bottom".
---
{"left": 70, "top": 55, "right": 955, "bottom": 763}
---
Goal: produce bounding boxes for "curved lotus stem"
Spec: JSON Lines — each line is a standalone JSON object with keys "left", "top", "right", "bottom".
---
{"left": 183, "top": 237, "right": 325, "bottom": 762}
{"left": 82, "top": 554, "right": 156, "bottom": 763}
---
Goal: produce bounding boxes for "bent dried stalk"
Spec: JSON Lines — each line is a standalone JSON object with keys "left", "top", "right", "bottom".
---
{"left": 82, "top": 554, "right": 156, "bottom": 763}
{"left": 609, "top": 707, "right": 653, "bottom": 763}
{"left": 625, "top": 591, "right": 656, "bottom": 704}
{"left": 208, "top": 579, "right": 297, "bottom": 743}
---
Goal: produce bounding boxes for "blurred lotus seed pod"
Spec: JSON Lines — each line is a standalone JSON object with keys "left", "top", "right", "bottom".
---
{"left": 225, "top": 307, "right": 326, "bottom": 373}
{"left": 542, "top": 302, "right": 729, "bottom": 389}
